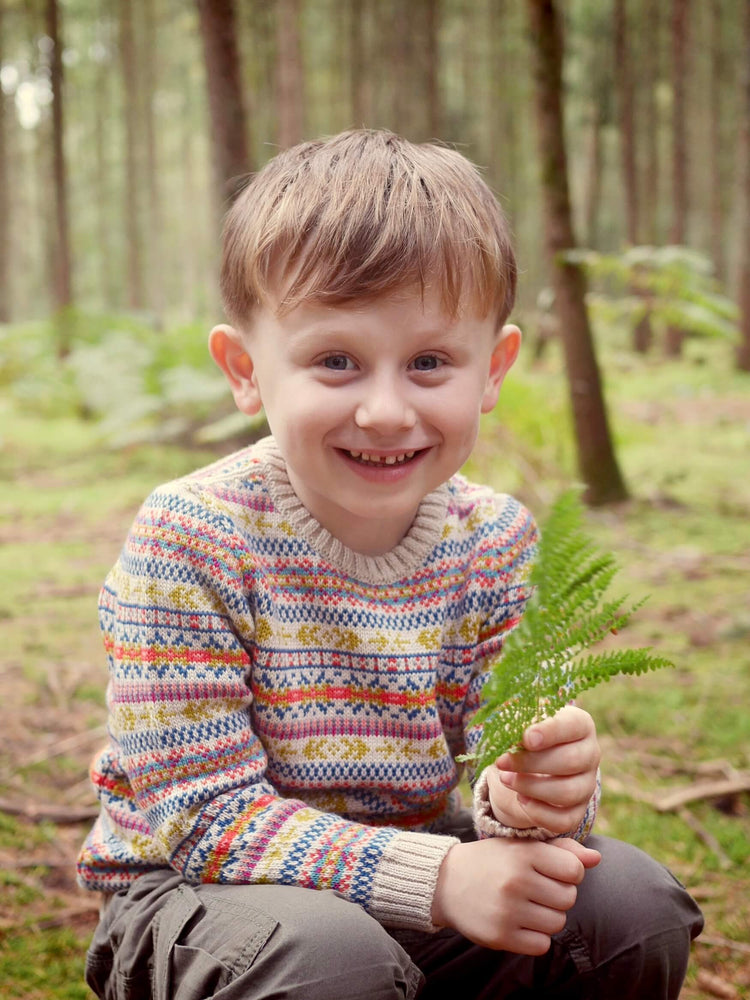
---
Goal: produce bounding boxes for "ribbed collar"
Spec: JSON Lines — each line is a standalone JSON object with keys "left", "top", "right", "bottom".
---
{"left": 256, "top": 437, "right": 449, "bottom": 585}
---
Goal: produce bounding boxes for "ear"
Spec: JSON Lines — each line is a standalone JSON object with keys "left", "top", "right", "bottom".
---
{"left": 208, "top": 324, "right": 263, "bottom": 416}
{"left": 481, "top": 324, "right": 521, "bottom": 413}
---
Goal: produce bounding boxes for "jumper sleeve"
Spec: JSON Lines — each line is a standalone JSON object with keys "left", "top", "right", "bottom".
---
{"left": 77, "top": 482, "right": 456, "bottom": 932}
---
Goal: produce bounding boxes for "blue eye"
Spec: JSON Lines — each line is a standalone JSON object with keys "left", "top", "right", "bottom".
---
{"left": 411, "top": 355, "right": 442, "bottom": 372}
{"left": 323, "top": 355, "right": 353, "bottom": 371}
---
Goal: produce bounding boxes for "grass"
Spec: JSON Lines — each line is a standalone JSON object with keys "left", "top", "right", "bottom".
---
{"left": 0, "top": 335, "right": 748, "bottom": 997}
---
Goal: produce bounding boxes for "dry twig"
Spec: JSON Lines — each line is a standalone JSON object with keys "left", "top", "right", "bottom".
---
{"left": 0, "top": 797, "right": 98, "bottom": 824}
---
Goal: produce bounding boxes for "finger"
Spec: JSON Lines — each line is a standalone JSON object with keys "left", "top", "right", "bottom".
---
{"left": 500, "top": 770, "right": 595, "bottom": 808}
{"left": 520, "top": 900, "right": 569, "bottom": 937}
{"left": 524, "top": 705, "right": 594, "bottom": 752}
{"left": 514, "top": 797, "right": 591, "bottom": 835}
{"left": 506, "top": 928, "right": 553, "bottom": 957}
{"left": 549, "top": 837, "right": 602, "bottom": 870}
{"left": 496, "top": 734, "right": 600, "bottom": 777}
{"left": 527, "top": 875, "right": 578, "bottom": 913}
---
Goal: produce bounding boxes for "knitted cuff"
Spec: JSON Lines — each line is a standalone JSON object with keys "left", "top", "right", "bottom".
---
{"left": 369, "top": 831, "right": 459, "bottom": 932}
{"left": 472, "top": 768, "right": 601, "bottom": 841}
{"left": 472, "top": 768, "right": 557, "bottom": 841}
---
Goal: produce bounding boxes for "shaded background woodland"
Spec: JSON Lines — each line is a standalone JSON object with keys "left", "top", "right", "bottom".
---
{"left": 0, "top": 0, "right": 748, "bottom": 337}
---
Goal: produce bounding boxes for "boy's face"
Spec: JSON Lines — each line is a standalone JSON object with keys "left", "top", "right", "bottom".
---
{"left": 210, "top": 285, "right": 520, "bottom": 556}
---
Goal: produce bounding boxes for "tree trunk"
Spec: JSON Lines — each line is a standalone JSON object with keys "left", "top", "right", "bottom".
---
{"left": 119, "top": 0, "right": 144, "bottom": 310}
{"left": 736, "top": 0, "right": 750, "bottom": 372}
{"left": 275, "top": 0, "right": 305, "bottom": 149}
{"left": 92, "top": 7, "right": 116, "bottom": 311}
{"left": 196, "top": 0, "right": 251, "bottom": 205}
{"left": 614, "top": 0, "right": 639, "bottom": 244}
{"left": 642, "top": 0, "right": 661, "bottom": 245}
{"left": 526, "top": 0, "right": 628, "bottom": 506}
{"left": 0, "top": 2, "right": 10, "bottom": 322}
{"left": 666, "top": 0, "right": 689, "bottom": 356}
{"left": 349, "top": 0, "right": 371, "bottom": 126}
{"left": 143, "top": 0, "right": 164, "bottom": 322}
{"left": 47, "top": 0, "right": 73, "bottom": 322}
{"left": 583, "top": 99, "right": 604, "bottom": 249}
{"left": 709, "top": 0, "right": 726, "bottom": 283}
{"left": 424, "top": 0, "right": 441, "bottom": 138}
{"left": 670, "top": 0, "right": 689, "bottom": 246}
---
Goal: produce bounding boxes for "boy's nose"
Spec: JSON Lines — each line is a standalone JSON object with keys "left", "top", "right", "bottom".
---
{"left": 354, "top": 378, "right": 417, "bottom": 432}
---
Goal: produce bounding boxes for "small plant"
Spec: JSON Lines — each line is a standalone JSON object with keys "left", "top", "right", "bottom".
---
{"left": 461, "top": 491, "right": 672, "bottom": 775}
{"left": 563, "top": 245, "right": 739, "bottom": 349}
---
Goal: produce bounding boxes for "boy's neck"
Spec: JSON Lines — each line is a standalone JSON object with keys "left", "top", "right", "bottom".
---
{"left": 286, "top": 465, "right": 420, "bottom": 556}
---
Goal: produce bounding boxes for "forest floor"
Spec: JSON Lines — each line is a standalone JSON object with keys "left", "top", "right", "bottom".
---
{"left": 0, "top": 338, "right": 748, "bottom": 999}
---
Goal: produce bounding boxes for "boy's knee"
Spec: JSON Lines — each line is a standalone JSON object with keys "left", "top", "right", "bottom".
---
{"left": 196, "top": 883, "right": 421, "bottom": 1000}
{"left": 563, "top": 836, "right": 703, "bottom": 995}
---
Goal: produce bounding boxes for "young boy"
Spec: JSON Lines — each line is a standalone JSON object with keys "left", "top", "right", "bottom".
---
{"left": 78, "top": 129, "right": 702, "bottom": 999}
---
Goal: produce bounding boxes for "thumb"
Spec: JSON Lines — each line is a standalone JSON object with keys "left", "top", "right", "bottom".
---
{"left": 553, "top": 837, "right": 602, "bottom": 870}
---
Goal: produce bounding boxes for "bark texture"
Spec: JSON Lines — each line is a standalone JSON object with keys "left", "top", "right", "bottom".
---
{"left": 526, "top": 0, "right": 628, "bottom": 505}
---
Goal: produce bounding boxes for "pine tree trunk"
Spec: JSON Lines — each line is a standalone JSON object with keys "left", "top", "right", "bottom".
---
{"left": 119, "top": 0, "right": 144, "bottom": 310}
{"left": 667, "top": 0, "right": 689, "bottom": 356}
{"left": 47, "top": 0, "right": 73, "bottom": 321}
{"left": 614, "top": 0, "right": 639, "bottom": 245}
{"left": 275, "top": 0, "right": 305, "bottom": 149}
{"left": 526, "top": 0, "right": 628, "bottom": 506}
{"left": 0, "top": 2, "right": 10, "bottom": 322}
{"left": 196, "top": 0, "right": 251, "bottom": 204}
{"left": 736, "top": 0, "right": 750, "bottom": 372}
{"left": 709, "top": 0, "right": 725, "bottom": 283}
{"left": 143, "top": 0, "right": 164, "bottom": 322}
{"left": 584, "top": 100, "right": 604, "bottom": 249}
{"left": 670, "top": 0, "right": 689, "bottom": 245}
{"left": 349, "top": 0, "right": 371, "bottom": 126}
{"left": 424, "top": 0, "right": 441, "bottom": 138}
{"left": 642, "top": 0, "right": 661, "bottom": 245}
{"left": 93, "top": 6, "right": 116, "bottom": 312}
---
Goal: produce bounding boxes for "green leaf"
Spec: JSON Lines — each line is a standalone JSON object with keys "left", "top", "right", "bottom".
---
{"left": 464, "top": 490, "right": 672, "bottom": 775}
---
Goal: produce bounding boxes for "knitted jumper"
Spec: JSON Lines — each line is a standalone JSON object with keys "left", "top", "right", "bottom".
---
{"left": 77, "top": 437, "right": 581, "bottom": 931}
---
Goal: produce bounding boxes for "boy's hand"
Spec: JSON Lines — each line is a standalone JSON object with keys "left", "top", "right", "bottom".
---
{"left": 431, "top": 836, "right": 601, "bottom": 954}
{"left": 486, "top": 705, "right": 600, "bottom": 834}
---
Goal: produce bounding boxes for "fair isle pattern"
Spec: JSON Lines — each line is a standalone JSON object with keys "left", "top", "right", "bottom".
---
{"left": 77, "top": 437, "right": 543, "bottom": 930}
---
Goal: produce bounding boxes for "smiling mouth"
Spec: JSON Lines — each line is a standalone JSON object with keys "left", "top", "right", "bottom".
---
{"left": 345, "top": 449, "right": 419, "bottom": 466}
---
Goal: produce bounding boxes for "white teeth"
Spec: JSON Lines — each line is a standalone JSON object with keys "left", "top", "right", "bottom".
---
{"left": 348, "top": 450, "right": 417, "bottom": 464}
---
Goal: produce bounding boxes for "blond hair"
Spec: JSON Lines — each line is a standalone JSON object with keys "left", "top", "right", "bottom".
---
{"left": 220, "top": 129, "right": 516, "bottom": 328}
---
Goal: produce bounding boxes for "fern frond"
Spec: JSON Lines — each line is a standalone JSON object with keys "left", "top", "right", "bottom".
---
{"left": 461, "top": 490, "right": 672, "bottom": 775}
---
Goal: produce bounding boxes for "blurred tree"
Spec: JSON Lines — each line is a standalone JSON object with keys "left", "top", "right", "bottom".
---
{"left": 119, "top": 0, "right": 144, "bottom": 310}
{"left": 614, "top": 0, "right": 638, "bottom": 245}
{"left": 709, "top": 0, "right": 726, "bottom": 283}
{"left": 143, "top": 0, "right": 164, "bottom": 320}
{"left": 196, "top": 0, "right": 251, "bottom": 205}
{"left": 92, "top": 5, "right": 118, "bottom": 311}
{"left": 642, "top": 0, "right": 662, "bottom": 246}
{"left": 276, "top": 0, "right": 305, "bottom": 148}
{"left": 47, "top": 0, "right": 73, "bottom": 320}
{"left": 666, "top": 0, "right": 689, "bottom": 356}
{"left": 349, "top": 0, "right": 370, "bottom": 126}
{"left": 526, "top": 0, "right": 628, "bottom": 506}
{"left": 737, "top": 0, "right": 750, "bottom": 371}
{"left": 0, "top": 1, "right": 10, "bottom": 322}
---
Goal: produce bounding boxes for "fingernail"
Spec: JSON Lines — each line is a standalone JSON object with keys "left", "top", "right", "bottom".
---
{"left": 526, "top": 729, "right": 543, "bottom": 749}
